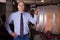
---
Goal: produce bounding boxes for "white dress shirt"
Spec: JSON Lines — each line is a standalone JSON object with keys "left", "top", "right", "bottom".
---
{"left": 5, "top": 11, "right": 38, "bottom": 35}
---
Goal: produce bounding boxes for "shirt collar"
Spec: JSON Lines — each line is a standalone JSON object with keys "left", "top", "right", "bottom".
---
{"left": 18, "top": 11, "right": 24, "bottom": 14}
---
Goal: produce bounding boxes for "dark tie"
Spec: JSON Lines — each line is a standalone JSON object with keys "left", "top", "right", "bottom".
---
{"left": 20, "top": 13, "right": 24, "bottom": 36}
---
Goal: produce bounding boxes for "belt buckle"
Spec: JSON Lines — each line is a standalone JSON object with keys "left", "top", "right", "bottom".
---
{"left": 21, "top": 35, "right": 24, "bottom": 37}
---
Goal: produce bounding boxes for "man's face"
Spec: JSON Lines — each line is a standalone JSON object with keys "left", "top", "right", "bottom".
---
{"left": 18, "top": 2, "right": 25, "bottom": 12}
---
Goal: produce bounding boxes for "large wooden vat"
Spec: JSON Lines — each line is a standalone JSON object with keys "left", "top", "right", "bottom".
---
{"left": 35, "top": 5, "right": 60, "bottom": 34}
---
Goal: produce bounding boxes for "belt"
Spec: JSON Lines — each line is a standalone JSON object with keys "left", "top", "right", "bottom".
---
{"left": 18, "top": 33, "right": 29, "bottom": 37}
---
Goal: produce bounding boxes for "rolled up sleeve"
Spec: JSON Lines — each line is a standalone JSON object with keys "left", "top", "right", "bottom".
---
{"left": 29, "top": 13, "right": 38, "bottom": 24}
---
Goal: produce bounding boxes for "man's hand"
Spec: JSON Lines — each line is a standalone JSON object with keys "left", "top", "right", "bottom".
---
{"left": 10, "top": 32, "right": 17, "bottom": 38}
{"left": 35, "top": 8, "right": 40, "bottom": 15}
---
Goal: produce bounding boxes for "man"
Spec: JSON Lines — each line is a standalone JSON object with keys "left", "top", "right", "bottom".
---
{"left": 5, "top": 1, "right": 38, "bottom": 40}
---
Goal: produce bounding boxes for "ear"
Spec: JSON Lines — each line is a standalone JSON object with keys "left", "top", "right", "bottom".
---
{"left": 17, "top": 4, "right": 19, "bottom": 9}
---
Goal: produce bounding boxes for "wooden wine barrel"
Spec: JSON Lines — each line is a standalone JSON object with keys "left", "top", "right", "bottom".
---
{"left": 35, "top": 5, "right": 60, "bottom": 34}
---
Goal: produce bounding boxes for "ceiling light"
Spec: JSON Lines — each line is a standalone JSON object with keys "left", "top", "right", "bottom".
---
{"left": 41, "top": 0, "right": 44, "bottom": 2}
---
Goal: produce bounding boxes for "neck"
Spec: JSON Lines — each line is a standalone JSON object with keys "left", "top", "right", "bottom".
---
{"left": 18, "top": 11, "right": 24, "bottom": 13}
{"left": 18, "top": 10, "right": 24, "bottom": 12}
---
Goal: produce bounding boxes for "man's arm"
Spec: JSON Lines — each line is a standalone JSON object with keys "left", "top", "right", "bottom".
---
{"left": 5, "top": 13, "right": 17, "bottom": 38}
{"left": 29, "top": 13, "right": 38, "bottom": 24}
{"left": 5, "top": 13, "right": 14, "bottom": 34}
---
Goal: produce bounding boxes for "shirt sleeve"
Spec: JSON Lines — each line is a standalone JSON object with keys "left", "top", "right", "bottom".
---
{"left": 29, "top": 13, "right": 38, "bottom": 24}
{"left": 5, "top": 13, "right": 14, "bottom": 34}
